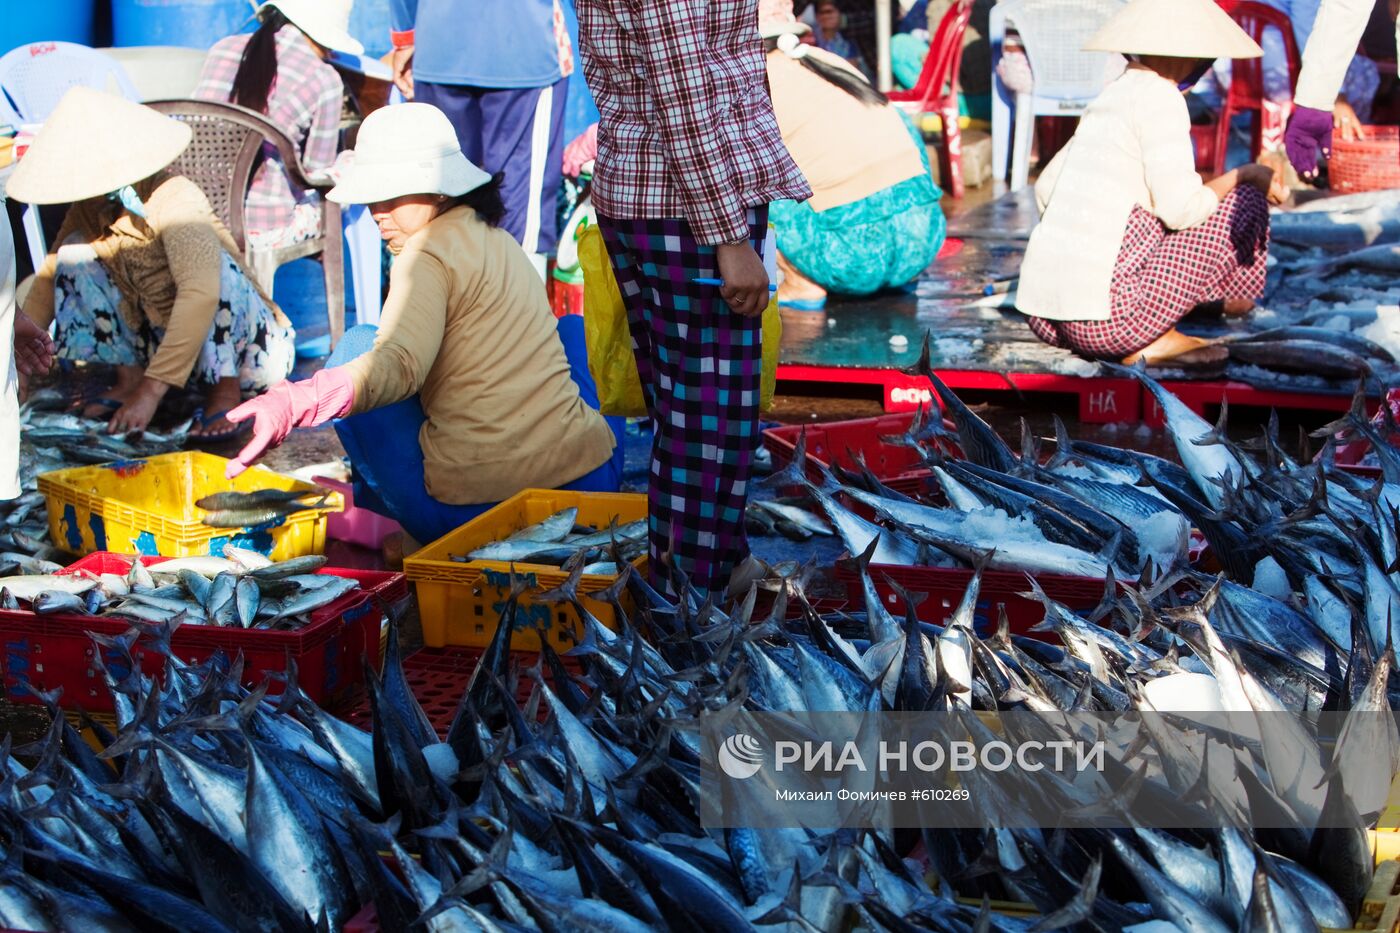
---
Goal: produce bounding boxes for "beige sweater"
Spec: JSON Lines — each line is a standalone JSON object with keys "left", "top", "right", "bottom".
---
{"left": 765, "top": 48, "right": 926, "bottom": 212}
{"left": 344, "top": 206, "right": 616, "bottom": 505}
{"left": 25, "top": 173, "right": 283, "bottom": 387}
{"left": 1017, "top": 69, "right": 1220, "bottom": 323}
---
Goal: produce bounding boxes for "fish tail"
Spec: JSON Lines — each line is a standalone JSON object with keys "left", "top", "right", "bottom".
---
{"left": 762, "top": 426, "right": 824, "bottom": 494}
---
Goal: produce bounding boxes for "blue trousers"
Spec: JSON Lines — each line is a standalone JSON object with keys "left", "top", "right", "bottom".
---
{"left": 328, "top": 315, "right": 624, "bottom": 545}
{"left": 415, "top": 79, "right": 568, "bottom": 257}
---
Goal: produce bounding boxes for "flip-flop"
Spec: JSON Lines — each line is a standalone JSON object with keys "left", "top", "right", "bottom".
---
{"left": 778, "top": 297, "right": 828, "bottom": 312}
{"left": 190, "top": 408, "right": 252, "bottom": 445}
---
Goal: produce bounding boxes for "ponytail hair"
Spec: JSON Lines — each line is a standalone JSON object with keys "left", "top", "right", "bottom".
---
{"left": 231, "top": 7, "right": 291, "bottom": 115}
{"left": 443, "top": 172, "right": 507, "bottom": 227}
{"left": 765, "top": 36, "right": 888, "bottom": 107}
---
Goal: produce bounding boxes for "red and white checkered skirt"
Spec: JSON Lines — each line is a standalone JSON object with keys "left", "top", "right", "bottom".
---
{"left": 1028, "top": 186, "right": 1270, "bottom": 359}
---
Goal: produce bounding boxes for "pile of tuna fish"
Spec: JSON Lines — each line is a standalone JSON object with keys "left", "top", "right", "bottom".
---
{"left": 0, "top": 551, "right": 356, "bottom": 630}
{"left": 20, "top": 388, "right": 194, "bottom": 472}
{"left": 760, "top": 339, "right": 1400, "bottom": 676}
{"left": 452, "top": 509, "right": 648, "bottom": 574}
{"left": 0, "top": 532, "right": 1388, "bottom": 931}
{"left": 0, "top": 388, "right": 201, "bottom": 568}
{"left": 1249, "top": 189, "right": 1400, "bottom": 386}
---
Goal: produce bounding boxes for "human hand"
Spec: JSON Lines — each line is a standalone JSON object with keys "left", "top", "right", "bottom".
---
{"left": 1333, "top": 99, "right": 1363, "bottom": 143}
{"left": 391, "top": 46, "right": 415, "bottom": 99}
{"left": 1284, "top": 106, "right": 1333, "bottom": 180}
{"left": 1255, "top": 152, "right": 1291, "bottom": 205}
{"left": 562, "top": 124, "right": 599, "bottom": 177}
{"left": 1237, "top": 163, "right": 1278, "bottom": 196}
{"left": 224, "top": 391, "right": 292, "bottom": 478}
{"left": 715, "top": 242, "right": 769, "bottom": 318}
{"left": 224, "top": 368, "right": 357, "bottom": 478}
{"left": 13, "top": 312, "right": 53, "bottom": 378}
{"left": 107, "top": 380, "right": 166, "bottom": 435}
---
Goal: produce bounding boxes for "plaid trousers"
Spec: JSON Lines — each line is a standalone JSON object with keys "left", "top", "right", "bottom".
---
{"left": 1029, "top": 186, "right": 1270, "bottom": 358}
{"left": 596, "top": 207, "right": 769, "bottom": 596}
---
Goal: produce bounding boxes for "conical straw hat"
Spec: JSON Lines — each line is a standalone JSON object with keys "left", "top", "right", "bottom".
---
{"left": 1084, "top": 0, "right": 1262, "bottom": 59}
{"left": 7, "top": 87, "right": 192, "bottom": 205}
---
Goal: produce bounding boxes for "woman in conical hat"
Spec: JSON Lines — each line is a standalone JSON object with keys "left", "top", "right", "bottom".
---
{"left": 1016, "top": 0, "right": 1287, "bottom": 368}
{"left": 10, "top": 87, "right": 296, "bottom": 438}
{"left": 194, "top": 0, "right": 360, "bottom": 251}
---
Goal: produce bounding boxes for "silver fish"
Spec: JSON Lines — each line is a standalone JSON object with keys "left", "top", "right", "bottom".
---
{"left": 506, "top": 507, "right": 579, "bottom": 543}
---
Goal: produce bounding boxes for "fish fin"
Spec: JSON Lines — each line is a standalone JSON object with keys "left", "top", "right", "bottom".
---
{"left": 1088, "top": 569, "right": 1118, "bottom": 625}
{"left": 762, "top": 426, "right": 820, "bottom": 493}
{"left": 993, "top": 605, "right": 1012, "bottom": 651}
{"left": 1018, "top": 417, "right": 1040, "bottom": 467}
{"left": 1043, "top": 414, "right": 1077, "bottom": 470}
{"left": 1029, "top": 855, "right": 1101, "bottom": 933}
{"left": 1189, "top": 395, "right": 1232, "bottom": 449}
{"left": 902, "top": 331, "right": 934, "bottom": 379}
{"left": 536, "top": 561, "right": 585, "bottom": 607}
{"left": 271, "top": 654, "right": 301, "bottom": 718}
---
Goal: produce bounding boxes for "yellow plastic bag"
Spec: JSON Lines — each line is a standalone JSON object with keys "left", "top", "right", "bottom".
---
{"left": 579, "top": 224, "right": 780, "bottom": 418}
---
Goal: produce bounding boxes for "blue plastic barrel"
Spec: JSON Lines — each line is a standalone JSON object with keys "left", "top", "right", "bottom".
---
{"left": 111, "top": 0, "right": 253, "bottom": 49}
{"left": 0, "top": 0, "right": 97, "bottom": 51}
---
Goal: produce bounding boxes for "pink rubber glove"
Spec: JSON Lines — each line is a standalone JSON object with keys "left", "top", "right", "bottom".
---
{"left": 562, "top": 123, "right": 599, "bottom": 177}
{"left": 224, "top": 367, "right": 356, "bottom": 479}
{"left": 1284, "top": 106, "right": 1333, "bottom": 181}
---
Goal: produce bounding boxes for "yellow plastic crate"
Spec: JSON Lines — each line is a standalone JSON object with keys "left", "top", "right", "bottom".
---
{"left": 405, "top": 489, "right": 647, "bottom": 652}
{"left": 37, "top": 451, "right": 341, "bottom": 560}
{"left": 1349, "top": 861, "right": 1400, "bottom": 933}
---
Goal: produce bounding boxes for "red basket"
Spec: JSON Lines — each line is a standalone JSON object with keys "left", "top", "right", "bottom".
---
{"left": 762, "top": 413, "right": 958, "bottom": 497}
{"left": 834, "top": 562, "right": 1107, "bottom": 639}
{"left": 0, "top": 553, "right": 406, "bottom": 713}
{"left": 1329, "top": 126, "right": 1400, "bottom": 193}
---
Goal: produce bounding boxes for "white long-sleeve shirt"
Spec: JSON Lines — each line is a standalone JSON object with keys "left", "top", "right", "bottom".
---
{"left": 1293, "top": 0, "right": 1392, "bottom": 110}
{"left": 1018, "top": 68, "right": 1219, "bottom": 322}
{"left": 0, "top": 194, "right": 19, "bottom": 500}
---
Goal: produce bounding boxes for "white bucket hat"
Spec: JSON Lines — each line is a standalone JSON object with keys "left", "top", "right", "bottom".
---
{"left": 1084, "top": 0, "right": 1262, "bottom": 59}
{"left": 327, "top": 103, "right": 493, "bottom": 205}
{"left": 7, "top": 87, "right": 192, "bottom": 205}
{"left": 759, "top": 0, "right": 812, "bottom": 39}
{"left": 260, "top": 0, "right": 364, "bottom": 56}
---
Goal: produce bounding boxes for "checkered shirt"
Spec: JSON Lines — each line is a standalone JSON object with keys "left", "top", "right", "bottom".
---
{"left": 195, "top": 25, "right": 344, "bottom": 238}
{"left": 576, "top": 0, "right": 812, "bottom": 246}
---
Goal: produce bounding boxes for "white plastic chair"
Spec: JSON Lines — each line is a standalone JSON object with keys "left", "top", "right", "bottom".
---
{"left": 0, "top": 41, "right": 141, "bottom": 273}
{"left": 989, "top": 0, "right": 1125, "bottom": 191}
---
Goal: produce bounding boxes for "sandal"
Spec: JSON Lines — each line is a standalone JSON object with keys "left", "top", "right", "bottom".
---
{"left": 189, "top": 409, "right": 252, "bottom": 445}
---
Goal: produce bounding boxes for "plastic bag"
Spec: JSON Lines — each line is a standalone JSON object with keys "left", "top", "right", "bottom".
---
{"left": 579, "top": 224, "right": 780, "bottom": 419}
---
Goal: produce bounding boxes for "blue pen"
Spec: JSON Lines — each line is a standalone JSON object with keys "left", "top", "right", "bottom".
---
{"left": 693, "top": 277, "right": 779, "bottom": 291}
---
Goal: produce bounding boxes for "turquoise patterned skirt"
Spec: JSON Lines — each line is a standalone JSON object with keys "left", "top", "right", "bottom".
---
{"left": 51, "top": 243, "right": 296, "bottom": 393}
{"left": 770, "top": 117, "right": 947, "bottom": 297}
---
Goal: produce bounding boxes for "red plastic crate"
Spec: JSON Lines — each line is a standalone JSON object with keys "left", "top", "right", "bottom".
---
{"left": 0, "top": 553, "right": 405, "bottom": 713}
{"left": 835, "top": 563, "right": 1107, "bottom": 639}
{"left": 763, "top": 413, "right": 956, "bottom": 496}
{"left": 344, "top": 903, "right": 380, "bottom": 933}
{"left": 776, "top": 364, "right": 1141, "bottom": 424}
{"left": 342, "top": 645, "right": 583, "bottom": 736}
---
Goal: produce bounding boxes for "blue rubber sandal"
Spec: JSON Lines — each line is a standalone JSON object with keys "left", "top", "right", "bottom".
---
{"left": 778, "top": 297, "right": 828, "bottom": 312}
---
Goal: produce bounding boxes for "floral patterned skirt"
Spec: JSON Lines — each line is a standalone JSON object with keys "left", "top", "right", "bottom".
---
{"left": 52, "top": 243, "right": 296, "bottom": 393}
